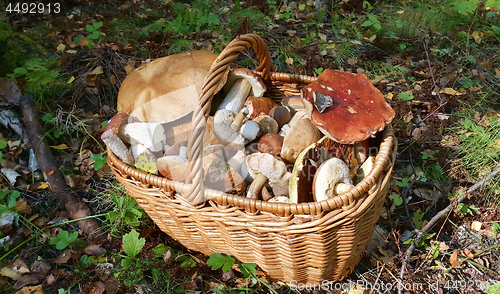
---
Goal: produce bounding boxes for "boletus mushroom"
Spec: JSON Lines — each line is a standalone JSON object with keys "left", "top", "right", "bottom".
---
{"left": 117, "top": 50, "right": 228, "bottom": 146}
{"left": 301, "top": 69, "right": 395, "bottom": 163}
{"left": 312, "top": 157, "right": 354, "bottom": 202}
{"left": 245, "top": 153, "right": 290, "bottom": 200}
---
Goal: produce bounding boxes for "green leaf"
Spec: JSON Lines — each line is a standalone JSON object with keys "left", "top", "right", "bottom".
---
{"left": 373, "top": 23, "right": 382, "bottom": 30}
{"left": 207, "top": 253, "right": 235, "bottom": 272}
{"left": 87, "top": 31, "right": 100, "bottom": 40}
{"left": 59, "top": 230, "right": 69, "bottom": 240}
{"left": 106, "top": 211, "right": 121, "bottom": 223}
{"left": 207, "top": 14, "right": 220, "bottom": 25}
{"left": 389, "top": 194, "right": 403, "bottom": 206}
{"left": 56, "top": 240, "right": 69, "bottom": 250}
{"left": 67, "top": 231, "right": 78, "bottom": 242}
{"left": 94, "top": 160, "right": 104, "bottom": 171}
{"left": 7, "top": 191, "right": 20, "bottom": 208}
{"left": 93, "top": 21, "right": 103, "bottom": 30}
{"left": 152, "top": 244, "right": 172, "bottom": 257}
{"left": 238, "top": 263, "right": 257, "bottom": 278}
{"left": 361, "top": 20, "right": 373, "bottom": 27}
{"left": 314, "top": 68, "right": 323, "bottom": 75}
{"left": 413, "top": 209, "right": 425, "bottom": 229}
{"left": 395, "top": 20, "right": 403, "bottom": 28}
{"left": 86, "top": 24, "right": 95, "bottom": 32}
{"left": 0, "top": 141, "right": 6, "bottom": 149}
{"left": 42, "top": 113, "right": 57, "bottom": 125}
{"left": 123, "top": 230, "right": 145, "bottom": 258}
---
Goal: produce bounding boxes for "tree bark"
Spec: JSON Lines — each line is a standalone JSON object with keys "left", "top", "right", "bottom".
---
{"left": 20, "top": 95, "right": 104, "bottom": 241}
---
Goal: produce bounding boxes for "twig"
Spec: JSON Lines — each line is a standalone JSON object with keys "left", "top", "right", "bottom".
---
{"left": 398, "top": 166, "right": 500, "bottom": 294}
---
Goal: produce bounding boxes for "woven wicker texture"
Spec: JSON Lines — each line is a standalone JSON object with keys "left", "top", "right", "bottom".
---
{"left": 108, "top": 34, "right": 397, "bottom": 284}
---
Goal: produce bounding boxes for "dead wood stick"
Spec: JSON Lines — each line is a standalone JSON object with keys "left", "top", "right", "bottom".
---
{"left": 20, "top": 95, "right": 104, "bottom": 241}
{"left": 398, "top": 166, "right": 500, "bottom": 294}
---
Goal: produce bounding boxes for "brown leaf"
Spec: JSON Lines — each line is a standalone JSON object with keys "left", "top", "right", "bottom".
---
{"left": 14, "top": 285, "right": 43, "bottom": 294}
{"left": 450, "top": 250, "right": 459, "bottom": 268}
{"left": 347, "top": 58, "right": 358, "bottom": 65}
{"left": 124, "top": 64, "right": 135, "bottom": 74}
{"left": 13, "top": 274, "right": 41, "bottom": 289}
{"left": 54, "top": 250, "right": 73, "bottom": 264}
{"left": 110, "top": 75, "right": 116, "bottom": 85}
{"left": 88, "top": 282, "right": 106, "bottom": 294}
{"left": 52, "top": 269, "right": 68, "bottom": 276}
{"left": 30, "top": 261, "right": 50, "bottom": 274}
{"left": 78, "top": 38, "right": 90, "bottom": 46}
{"left": 46, "top": 274, "right": 56, "bottom": 285}
{"left": 472, "top": 31, "right": 483, "bottom": 44}
{"left": 163, "top": 250, "right": 172, "bottom": 264}
{"left": 438, "top": 242, "right": 449, "bottom": 251}
{"left": 84, "top": 244, "right": 107, "bottom": 256}
{"left": 0, "top": 78, "right": 21, "bottom": 104}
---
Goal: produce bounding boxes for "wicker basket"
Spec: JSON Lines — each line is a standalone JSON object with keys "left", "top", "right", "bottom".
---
{"left": 107, "top": 34, "right": 397, "bottom": 285}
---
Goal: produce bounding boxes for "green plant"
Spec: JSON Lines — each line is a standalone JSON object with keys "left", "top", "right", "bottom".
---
{"left": 451, "top": 118, "right": 500, "bottom": 205}
{"left": 104, "top": 190, "right": 145, "bottom": 235}
{"left": 361, "top": 13, "right": 382, "bottom": 31}
{"left": 396, "top": 177, "right": 410, "bottom": 188}
{"left": 50, "top": 230, "right": 78, "bottom": 250}
{"left": 0, "top": 140, "right": 7, "bottom": 163}
{"left": 0, "top": 190, "right": 20, "bottom": 216}
{"left": 7, "top": 58, "right": 59, "bottom": 85}
{"left": 389, "top": 194, "right": 404, "bottom": 206}
{"left": 207, "top": 253, "right": 271, "bottom": 291}
{"left": 457, "top": 203, "right": 479, "bottom": 216}
{"left": 73, "top": 21, "right": 103, "bottom": 49}
{"left": 398, "top": 92, "right": 414, "bottom": 101}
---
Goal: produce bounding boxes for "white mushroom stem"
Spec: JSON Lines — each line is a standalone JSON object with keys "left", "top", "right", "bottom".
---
{"left": 227, "top": 149, "right": 246, "bottom": 172}
{"left": 231, "top": 108, "right": 249, "bottom": 130}
{"left": 118, "top": 122, "right": 165, "bottom": 152}
{"left": 218, "top": 79, "right": 252, "bottom": 113}
{"left": 247, "top": 173, "right": 268, "bottom": 199}
{"left": 101, "top": 129, "right": 134, "bottom": 166}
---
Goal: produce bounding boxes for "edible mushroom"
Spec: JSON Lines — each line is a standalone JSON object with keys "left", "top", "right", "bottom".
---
{"left": 117, "top": 50, "right": 228, "bottom": 145}
{"left": 245, "top": 153, "right": 290, "bottom": 200}
{"left": 218, "top": 68, "right": 267, "bottom": 113}
{"left": 312, "top": 157, "right": 354, "bottom": 202}
{"left": 301, "top": 69, "right": 395, "bottom": 145}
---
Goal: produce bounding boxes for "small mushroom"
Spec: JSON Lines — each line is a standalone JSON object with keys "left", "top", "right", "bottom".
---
{"left": 254, "top": 114, "right": 279, "bottom": 137}
{"left": 211, "top": 109, "right": 246, "bottom": 147}
{"left": 269, "top": 106, "right": 291, "bottom": 129}
{"left": 218, "top": 68, "right": 267, "bottom": 113}
{"left": 117, "top": 122, "right": 166, "bottom": 152}
{"left": 280, "top": 116, "right": 321, "bottom": 163}
{"left": 281, "top": 95, "right": 304, "bottom": 115}
{"left": 101, "top": 129, "right": 134, "bottom": 166}
{"left": 268, "top": 196, "right": 290, "bottom": 203}
{"left": 258, "top": 133, "right": 283, "bottom": 155}
{"left": 240, "top": 120, "right": 260, "bottom": 141}
{"left": 313, "top": 158, "right": 354, "bottom": 202}
{"left": 289, "top": 137, "right": 352, "bottom": 204}
{"left": 245, "top": 153, "right": 290, "bottom": 200}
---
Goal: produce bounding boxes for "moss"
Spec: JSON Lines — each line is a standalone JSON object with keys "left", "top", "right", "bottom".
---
{"left": 0, "top": 21, "right": 45, "bottom": 77}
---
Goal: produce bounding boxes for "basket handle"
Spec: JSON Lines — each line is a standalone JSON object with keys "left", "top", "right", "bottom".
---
{"left": 184, "top": 34, "right": 274, "bottom": 204}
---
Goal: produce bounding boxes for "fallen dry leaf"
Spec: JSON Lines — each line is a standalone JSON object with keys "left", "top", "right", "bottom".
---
{"left": 46, "top": 274, "right": 56, "bottom": 285}
{"left": 450, "top": 250, "right": 459, "bottom": 268}
{"left": 440, "top": 88, "right": 463, "bottom": 96}
{"left": 124, "top": 64, "right": 135, "bottom": 74}
{"left": 13, "top": 274, "right": 41, "bottom": 289}
{"left": 54, "top": 250, "right": 73, "bottom": 264}
{"left": 88, "top": 282, "right": 106, "bottom": 294}
{"left": 78, "top": 38, "right": 89, "bottom": 46}
{"left": 84, "top": 244, "right": 107, "bottom": 256}
{"left": 12, "top": 259, "right": 30, "bottom": 274}
{"left": 49, "top": 144, "right": 68, "bottom": 150}
{"left": 14, "top": 285, "right": 43, "bottom": 294}
{"left": 472, "top": 31, "right": 483, "bottom": 44}
{"left": 439, "top": 242, "right": 449, "bottom": 251}
{"left": 1, "top": 267, "right": 21, "bottom": 280}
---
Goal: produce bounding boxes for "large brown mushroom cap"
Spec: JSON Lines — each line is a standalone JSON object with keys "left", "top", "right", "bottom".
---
{"left": 301, "top": 69, "right": 395, "bottom": 144}
{"left": 117, "top": 50, "right": 227, "bottom": 123}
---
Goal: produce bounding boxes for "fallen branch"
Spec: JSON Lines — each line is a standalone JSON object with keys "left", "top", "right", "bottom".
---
{"left": 398, "top": 166, "right": 500, "bottom": 294}
{"left": 20, "top": 95, "right": 105, "bottom": 241}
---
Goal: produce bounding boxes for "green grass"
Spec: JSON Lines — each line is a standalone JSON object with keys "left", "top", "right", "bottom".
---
{"left": 450, "top": 116, "right": 500, "bottom": 206}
